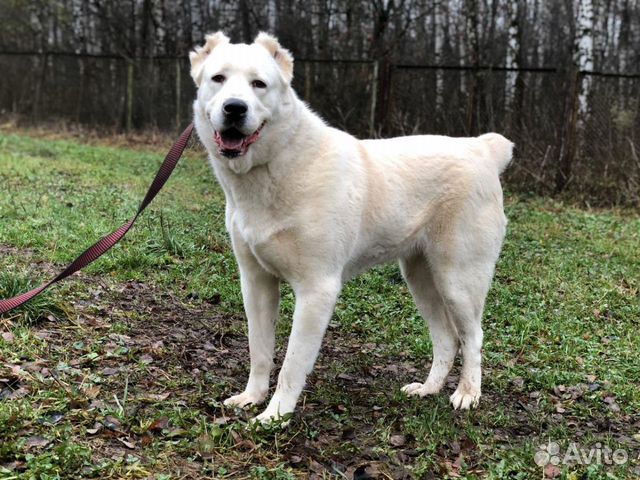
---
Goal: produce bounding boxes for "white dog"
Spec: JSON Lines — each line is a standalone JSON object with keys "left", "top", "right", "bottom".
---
{"left": 190, "top": 32, "right": 513, "bottom": 423}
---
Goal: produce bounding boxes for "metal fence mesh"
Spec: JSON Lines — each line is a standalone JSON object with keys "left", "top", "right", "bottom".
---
{"left": 1, "top": 53, "right": 638, "bottom": 205}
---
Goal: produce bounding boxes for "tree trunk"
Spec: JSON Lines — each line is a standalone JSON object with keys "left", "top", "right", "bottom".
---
{"left": 464, "top": 0, "right": 481, "bottom": 136}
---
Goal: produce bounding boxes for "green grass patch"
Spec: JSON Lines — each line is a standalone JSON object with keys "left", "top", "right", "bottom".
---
{"left": 0, "top": 132, "right": 638, "bottom": 478}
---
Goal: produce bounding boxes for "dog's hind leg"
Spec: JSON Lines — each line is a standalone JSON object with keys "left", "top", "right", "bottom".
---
{"left": 400, "top": 254, "right": 459, "bottom": 397}
{"left": 434, "top": 265, "right": 490, "bottom": 410}
{"left": 429, "top": 239, "right": 499, "bottom": 410}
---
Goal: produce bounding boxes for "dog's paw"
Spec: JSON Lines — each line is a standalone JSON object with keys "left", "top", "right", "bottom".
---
{"left": 401, "top": 382, "right": 440, "bottom": 397}
{"left": 449, "top": 386, "right": 481, "bottom": 410}
{"left": 223, "top": 391, "right": 266, "bottom": 409}
{"left": 250, "top": 409, "right": 292, "bottom": 427}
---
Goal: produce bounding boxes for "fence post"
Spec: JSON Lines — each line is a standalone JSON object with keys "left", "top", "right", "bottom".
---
{"left": 32, "top": 52, "right": 48, "bottom": 123}
{"left": 175, "top": 58, "right": 181, "bottom": 130}
{"left": 556, "top": 67, "right": 581, "bottom": 193}
{"left": 126, "top": 61, "right": 134, "bottom": 131}
{"left": 466, "top": 68, "right": 480, "bottom": 135}
{"left": 75, "top": 56, "right": 85, "bottom": 123}
{"left": 373, "top": 58, "right": 392, "bottom": 136}
{"left": 369, "top": 60, "right": 379, "bottom": 137}
{"left": 304, "top": 61, "right": 312, "bottom": 102}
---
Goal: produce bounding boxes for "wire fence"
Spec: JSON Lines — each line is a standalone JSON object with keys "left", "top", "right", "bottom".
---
{"left": 1, "top": 51, "right": 638, "bottom": 205}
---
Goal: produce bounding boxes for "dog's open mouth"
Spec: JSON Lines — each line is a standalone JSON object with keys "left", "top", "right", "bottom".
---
{"left": 214, "top": 122, "right": 266, "bottom": 158}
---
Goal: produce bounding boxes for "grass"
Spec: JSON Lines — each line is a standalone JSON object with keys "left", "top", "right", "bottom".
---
{"left": 0, "top": 131, "right": 638, "bottom": 478}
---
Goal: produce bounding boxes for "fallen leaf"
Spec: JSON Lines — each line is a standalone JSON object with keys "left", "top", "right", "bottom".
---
{"left": 139, "top": 354, "right": 153, "bottom": 365}
{"left": 603, "top": 395, "right": 621, "bottom": 411}
{"left": 389, "top": 434, "right": 406, "bottom": 447}
{"left": 203, "top": 342, "right": 217, "bottom": 351}
{"left": 544, "top": 464, "right": 561, "bottom": 478}
{"left": 38, "top": 412, "right": 64, "bottom": 425}
{"left": 308, "top": 459, "right": 325, "bottom": 474}
{"left": 443, "top": 459, "right": 461, "bottom": 478}
{"left": 24, "top": 436, "right": 50, "bottom": 449}
{"left": 553, "top": 385, "right": 566, "bottom": 396}
{"left": 140, "top": 392, "right": 170, "bottom": 402}
{"left": 82, "top": 385, "right": 101, "bottom": 399}
{"left": 213, "top": 416, "right": 229, "bottom": 425}
{"left": 6, "top": 387, "right": 29, "bottom": 399}
{"left": 89, "top": 399, "right": 108, "bottom": 410}
{"left": 166, "top": 427, "right": 187, "bottom": 438}
{"left": 512, "top": 377, "right": 525, "bottom": 388}
{"left": 86, "top": 422, "right": 103, "bottom": 435}
{"left": 118, "top": 438, "right": 136, "bottom": 449}
{"left": 607, "top": 401, "right": 621, "bottom": 412}
{"left": 1, "top": 332, "right": 15, "bottom": 343}
{"left": 148, "top": 416, "right": 169, "bottom": 432}
{"left": 342, "top": 428, "right": 356, "bottom": 440}
{"left": 140, "top": 433, "right": 153, "bottom": 447}
{"left": 197, "top": 434, "right": 216, "bottom": 459}
{"left": 229, "top": 429, "right": 243, "bottom": 444}
{"left": 0, "top": 461, "right": 25, "bottom": 471}
{"left": 103, "top": 415, "right": 122, "bottom": 431}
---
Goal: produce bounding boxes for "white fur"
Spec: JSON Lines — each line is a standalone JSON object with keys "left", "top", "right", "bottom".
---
{"left": 191, "top": 32, "right": 513, "bottom": 423}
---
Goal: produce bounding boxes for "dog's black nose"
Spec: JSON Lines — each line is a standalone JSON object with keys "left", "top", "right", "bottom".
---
{"left": 223, "top": 98, "right": 248, "bottom": 119}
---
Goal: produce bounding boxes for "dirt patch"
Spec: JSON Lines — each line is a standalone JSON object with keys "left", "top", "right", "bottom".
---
{"left": 71, "top": 283, "right": 640, "bottom": 474}
{"left": 0, "top": 245, "right": 37, "bottom": 258}
{"left": 2, "top": 273, "right": 639, "bottom": 478}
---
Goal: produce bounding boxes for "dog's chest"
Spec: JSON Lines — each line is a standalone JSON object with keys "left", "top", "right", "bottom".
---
{"left": 230, "top": 205, "right": 297, "bottom": 278}
{"left": 232, "top": 205, "right": 281, "bottom": 245}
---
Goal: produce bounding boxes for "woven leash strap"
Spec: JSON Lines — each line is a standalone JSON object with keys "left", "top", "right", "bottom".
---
{"left": 0, "top": 123, "right": 195, "bottom": 315}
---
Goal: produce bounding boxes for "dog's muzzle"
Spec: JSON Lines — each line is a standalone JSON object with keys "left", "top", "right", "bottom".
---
{"left": 214, "top": 121, "right": 266, "bottom": 158}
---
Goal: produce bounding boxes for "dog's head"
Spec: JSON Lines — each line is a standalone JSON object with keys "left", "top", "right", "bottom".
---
{"left": 190, "top": 32, "right": 294, "bottom": 166}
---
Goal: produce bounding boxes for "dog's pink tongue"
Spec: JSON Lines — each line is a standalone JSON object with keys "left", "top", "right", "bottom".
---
{"left": 221, "top": 137, "right": 244, "bottom": 150}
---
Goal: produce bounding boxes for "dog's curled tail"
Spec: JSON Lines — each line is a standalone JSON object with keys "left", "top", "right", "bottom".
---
{"left": 479, "top": 133, "right": 514, "bottom": 174}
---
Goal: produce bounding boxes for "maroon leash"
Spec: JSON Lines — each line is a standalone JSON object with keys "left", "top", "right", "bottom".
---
{"left": 0, "top": 123, "right": 195, "bottom": 315}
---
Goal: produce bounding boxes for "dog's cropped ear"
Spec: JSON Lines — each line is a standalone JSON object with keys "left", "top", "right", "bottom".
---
{"left": 254, "top": 32, "right": 294, "bottom": 84}
{"left": 189, "top": 32, "right": 230, "bottom": 86}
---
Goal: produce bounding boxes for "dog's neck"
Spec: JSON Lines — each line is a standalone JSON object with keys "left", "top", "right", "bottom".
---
{"left": 205, "top": 91, "right": 323, "bottom": 209}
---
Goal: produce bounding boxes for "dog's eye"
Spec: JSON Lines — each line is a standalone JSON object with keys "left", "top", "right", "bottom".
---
{"left": 212, "top": 74, "right": 226, "bottom": 83}
{"left": 252, "top": 80, "right": 267, "bottom": 89}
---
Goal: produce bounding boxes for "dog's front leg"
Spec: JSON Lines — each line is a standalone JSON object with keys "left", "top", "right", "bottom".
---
{"left": 224, "top": 239, "right": 280, "bottom": 409}
{"left": 254, "top": 277, "right": 341, "bottom": 423}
